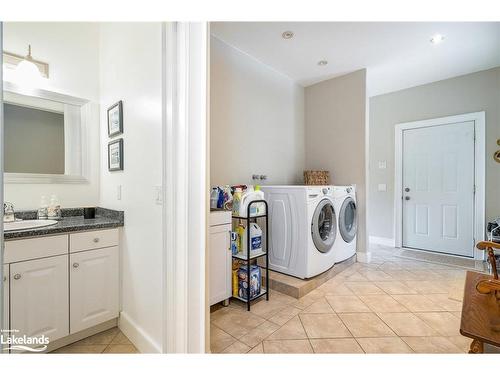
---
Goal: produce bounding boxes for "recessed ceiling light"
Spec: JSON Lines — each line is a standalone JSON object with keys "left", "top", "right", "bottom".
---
{"left": 430, "top": 34, "right": 445, "bottom": 44}
{"left": 282, "top": 31, "right": 294, "bottom": 39}
{"left": 317, "top": 60, "right": 328, "bottom": 66}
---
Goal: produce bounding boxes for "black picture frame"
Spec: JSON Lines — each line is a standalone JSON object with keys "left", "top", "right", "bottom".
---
{"left": 107, "top": 100, "right": 123, "bottom": 137}
{"left": 108, "top": 139, "right": 124, "bottom": 171}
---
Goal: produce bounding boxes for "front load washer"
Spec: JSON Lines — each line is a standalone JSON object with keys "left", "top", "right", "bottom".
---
{"left": 332, "top": 185, "right": 357, "bottom": 263}
{"left": 260, "top": 185, "right": 337, "bottom": 279}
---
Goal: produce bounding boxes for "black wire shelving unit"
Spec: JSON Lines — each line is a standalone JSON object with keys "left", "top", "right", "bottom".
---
{"left": 231, "top": 199, "right": 269, "bottom": 311}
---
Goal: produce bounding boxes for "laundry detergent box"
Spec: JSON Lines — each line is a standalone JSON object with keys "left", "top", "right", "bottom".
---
{"left": 237, "top": 265, "right": 261, "bottom": 300}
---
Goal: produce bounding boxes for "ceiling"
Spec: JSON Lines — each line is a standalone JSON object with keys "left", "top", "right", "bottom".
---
{"left": 211, "top": 22, "right": 500, "bottom": 96}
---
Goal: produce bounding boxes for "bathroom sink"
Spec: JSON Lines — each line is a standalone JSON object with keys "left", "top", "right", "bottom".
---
{"left": 4, "top": 219, "right": 58, "bottom": 232}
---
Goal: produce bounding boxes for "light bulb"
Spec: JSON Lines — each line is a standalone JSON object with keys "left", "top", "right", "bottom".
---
{"left": 14, "top": 59, "right": 43, "bottom": 88}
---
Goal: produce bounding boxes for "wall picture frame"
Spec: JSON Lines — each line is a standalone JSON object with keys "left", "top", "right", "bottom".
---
{"left": 108, "top": 138, "right": 124, "bottom": 171}
{"left": 107, "top": 100, "right": 123, "bottom": 137}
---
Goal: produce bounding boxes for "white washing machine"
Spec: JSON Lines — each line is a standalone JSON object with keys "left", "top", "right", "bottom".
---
{"left": 332, "top": 185, "right": 357, "bottom": 263}
{"left": 260, "top": 185, "right": 338, "bottom": 279}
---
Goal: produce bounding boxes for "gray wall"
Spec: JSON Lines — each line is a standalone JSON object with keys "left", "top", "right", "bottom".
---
{"left": 4, "top": 103, "right": 65, "bottom": 174}
{"left": 305, "top": 69, "right": 368, "bottom": 253}
{"left": 369, "top": 67, "right": 500, "bottom": 240}
{"left": 210, "top": 36, "right": 305, "bottom": 187}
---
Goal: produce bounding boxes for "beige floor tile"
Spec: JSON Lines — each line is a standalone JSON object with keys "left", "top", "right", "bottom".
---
{"left": 374, "top": 280, "right": 418, "bottom": 295}
{"left": 382, "top": 269, "right": 421, "bottom": 281}
{"left": 248, "top": 299, "right": 288, "bottom": 320}
{"left": 72, "top": 327, "right": 120, "bottom": 345}
{"left": 357, "top": 337, "right": 414, "bottom": 353}
{"left": 51, "top": 344, "right": 107, "bottom": 354}
{"left": 358, "top": 294, "right": 408, "bottom": 312}
{"left": 325, "top": 295, "right": 371, "bottom": 313}
{"left": 319, "top": 282, "right": 355, "bottom": 296}
{"left": 211, "top": 307, "right": 266, "bottom": 338}
{"left": 103, "top": 345, "right": 138, "bottom": 354}
{"left": 268, "top": 306, "right": 302, "bottom": 326}
{"left": 391, "top": 294, "right": 446, "bottom": 312}
{"left": 268, "top": 316, "right": 308, "bottom": 340}
{"left": 345, "top": 272, "right": 369, "bottom": 281}
{"left": 401, "top": 336, "right": 462, "bottom": 353}
{"left": 357, "top": 269, "right": 394, "bottom": 281}
{"left": 423, "top": 293, "right": 463, "bottom": 311}
{"left": 344, "top": 282, "right": 385, "bottom": 295}
{"left": 446, "top": 335, "right": 472, "bottom": 353}
{"left": 451, "top": 311, "right": 462, "bottom": 319}
{"left": 221, "top": 341, "right": 251, "bottom": 354}
{"left": 414, "top": 312, "right": 461, "bottom": 336}
{"left": 302, "top": 298, "right": 335, "bottom": 313}
{"left": 263, "top": 339, "right": 313, "bottom": 353}
{"left": 110, "top": 331, "right": 133, "bottom": 345}
{"left": 403, "top": 280, "right": 449, "bottom": 294}
{"left": 210, "top": 324, "right": 237, "bottom": 353}
{"left": 338, "top": 313, "right": 396, "bottom": 338}
{"left": 239, "top": 320, "right": 281, "bottom": 348}
{"left": 299, "top": 313, "right": 352, "bottom": 339}
{"left": 292, "top": 289, "right": 326, "bottom": 309}
{"left": 377, "top": 312, "right": 438, "bottom": 336}
{"left": 310, "top": 338, "right": 364, "bottom": 353}
{"left": 248, "top": 343, "right": 264, "bottom": 353}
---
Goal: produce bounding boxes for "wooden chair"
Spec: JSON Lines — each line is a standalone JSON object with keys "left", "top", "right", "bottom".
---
{"left": 460, "top": 241, "right": 500, "bottom": 353}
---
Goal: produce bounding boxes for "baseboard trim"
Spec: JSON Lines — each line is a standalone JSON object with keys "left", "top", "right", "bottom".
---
{"left": 119, "top": 311, "right": 162, "bottom": 353}
{"left": 369, "top": 236, "right": 395, "bottom": 247}
{"left": 356, "top": 252, "right": 372, "bottom": 263}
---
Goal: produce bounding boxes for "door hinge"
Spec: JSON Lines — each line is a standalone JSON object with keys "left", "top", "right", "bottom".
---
{"left": 473, "top": 185, "right": 476, "bottom": 194}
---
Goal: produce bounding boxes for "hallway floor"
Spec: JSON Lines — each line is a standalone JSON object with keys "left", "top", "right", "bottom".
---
{"left": 210, "top": 245, "right": 473, "bottom": 354}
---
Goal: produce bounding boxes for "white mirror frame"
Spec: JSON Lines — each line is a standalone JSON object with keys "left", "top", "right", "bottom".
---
{"left": 3, "top": 81, "right": 92, "bottom": 184}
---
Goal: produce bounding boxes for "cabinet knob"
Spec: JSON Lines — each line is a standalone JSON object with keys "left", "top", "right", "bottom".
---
{"left": 93, "top": 238, "right": 100, "bottom": 243}
{"left": 13, "top": 274, "right": 21, "bottom": 280}
{"left": 73, "top": 263, "right": 80, "bottom": 268}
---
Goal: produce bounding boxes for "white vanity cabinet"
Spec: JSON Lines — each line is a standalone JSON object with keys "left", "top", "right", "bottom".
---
{"left": 3, "top": 264, "right": 8, "bottom": 331}
{"left": 10, "top": 255, "right": 69, "bottom": 342}
{"left": 70, "top": 246, "right": 119, "bottom": 333}
{"left": 209, "top": 211, "right": 232, "bottom": 306}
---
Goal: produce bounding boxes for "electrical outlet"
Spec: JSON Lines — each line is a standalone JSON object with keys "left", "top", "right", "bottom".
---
{"left": 117, "top": 185, "right": 122, "bottom": 200}
{"left": 378, "top": 161, "right": 387, "bottom": 169}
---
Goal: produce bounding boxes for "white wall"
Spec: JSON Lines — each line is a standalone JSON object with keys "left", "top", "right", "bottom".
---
{"left": 210, "top": 36, "right": 305, "bottom": 186}
{"left": 369, "top": 67, "right": 500, "bottom": 241}
{"left": 305, "top": 70, "right": 368, "bottom": 254}
{"left": 3, "top": 22, "right": 100, "bottom": 209}
{"left": 98, "top": 23, "right": 163, "bottom": 353}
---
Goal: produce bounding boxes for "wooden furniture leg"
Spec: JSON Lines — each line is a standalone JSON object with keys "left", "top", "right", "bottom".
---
{"left": 469, "top": 339, "right": 484, "bottom": 354}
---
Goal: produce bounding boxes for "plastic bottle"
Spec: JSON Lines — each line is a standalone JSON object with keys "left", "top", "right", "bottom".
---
{"left": 239, "top": 189, "right": 265, "bottom": 217}
{"left": 210, "top": 187, "right": 219, "bottom": 209}
{"left": 47, "top": 194, "right": 61, "bottom": 220}
{"left": 232, "top": 187, "right": 243, "bottom": 216}
{"left": 37, "top": 195, "right": 48, "bottom": 220}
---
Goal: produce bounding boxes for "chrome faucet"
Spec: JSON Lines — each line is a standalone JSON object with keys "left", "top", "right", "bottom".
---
{"left": 4, "top": 202, "right": 15, "bottom": 223}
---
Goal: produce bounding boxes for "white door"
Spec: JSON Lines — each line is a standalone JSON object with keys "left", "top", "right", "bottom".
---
{"left": 10, "top": 255, "right": 69, "bottom": 342}
{"left": 70, "top": 247, "right": 119, "bottom": 333}
{"left": 402, "top": 121, "right": 475, "bottom": 257}
{"left": 209, "top": 224, "right": 231, "bottom": 305}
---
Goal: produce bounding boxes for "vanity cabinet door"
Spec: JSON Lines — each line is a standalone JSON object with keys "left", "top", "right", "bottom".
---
{"left": 70, "top": 246, "right": 119, "bottom": 334}
{"left": 209, "top": 223, "right": 232, "bottom": 305}
{"left": 2, "top": 265, "right": 9, "bottom": 350}
{"left": 10, "top": 255, "right": 69, "bottom": 343}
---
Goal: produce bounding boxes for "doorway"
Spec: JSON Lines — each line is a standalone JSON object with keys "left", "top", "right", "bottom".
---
{"left": 394, "top": 112, "right": 485, "bottom": 259}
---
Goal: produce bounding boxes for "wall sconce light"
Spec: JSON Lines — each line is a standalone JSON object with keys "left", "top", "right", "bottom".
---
{"left": 3, "top": 45, "right": 49, "bottom": 87}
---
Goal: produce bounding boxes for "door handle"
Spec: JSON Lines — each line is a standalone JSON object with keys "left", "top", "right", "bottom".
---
{"left": 405, "top": 196, "right": 410, "bottom": 201}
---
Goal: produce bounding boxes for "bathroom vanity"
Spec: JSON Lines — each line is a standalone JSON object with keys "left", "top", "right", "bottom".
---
{"left": 2, "top": 208, "right": 124, "bottom": 352}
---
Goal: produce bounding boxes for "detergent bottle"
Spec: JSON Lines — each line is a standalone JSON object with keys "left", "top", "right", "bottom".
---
{"left": 232, "top": 187, "right": 243, "bottom": 216}
{"left": 239, "top": 188, "right": 265, "bottom": 217}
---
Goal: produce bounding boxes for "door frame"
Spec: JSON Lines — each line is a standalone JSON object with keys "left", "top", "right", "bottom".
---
{"left": 394, "top": 111, "right": 485, "bottom": 260}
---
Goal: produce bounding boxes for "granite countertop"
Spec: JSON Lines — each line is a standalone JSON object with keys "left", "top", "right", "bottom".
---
{"left": 4, "top": 207, "right": 124, "bottom": 240}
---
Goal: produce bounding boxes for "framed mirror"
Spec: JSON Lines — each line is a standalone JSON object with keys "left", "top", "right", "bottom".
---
{"left": 3, "top": 81, "right": 92, "bottom": 184}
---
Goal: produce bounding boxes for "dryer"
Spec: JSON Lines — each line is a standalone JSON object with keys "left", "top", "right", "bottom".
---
{"left": 260, "top": 185, "right": 337, "bottom": 279}
{"left": 333, "top": 185, "right": 357, "bottom": 263}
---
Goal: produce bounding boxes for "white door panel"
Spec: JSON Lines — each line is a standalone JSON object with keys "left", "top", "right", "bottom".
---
{"left": 209, "top": 224, "right": 231, "bottom": 305}
{"left": 402, "top": 121, "right": 475, "bottom": 257}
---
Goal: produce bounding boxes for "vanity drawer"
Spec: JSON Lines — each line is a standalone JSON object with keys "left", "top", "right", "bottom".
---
{"left": 69, "top": 228, "right": 119, "bottom": 253}
{"left": 4, "top": 235, "right": 68, "bottom": 264}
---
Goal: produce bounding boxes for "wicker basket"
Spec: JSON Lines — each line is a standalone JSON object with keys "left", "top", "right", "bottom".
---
{"left": 303, "top": 170, "right": 330, "bottom": 185}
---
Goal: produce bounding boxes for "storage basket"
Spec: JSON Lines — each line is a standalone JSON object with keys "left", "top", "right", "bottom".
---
{"left": 304, "top": 170, "right": 330, "bottom": 185}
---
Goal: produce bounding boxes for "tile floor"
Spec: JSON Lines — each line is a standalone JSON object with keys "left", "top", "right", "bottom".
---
{"left": 210, "top": 245, "right": 475, "bottom": 354}
{"left": 50, "top": 327, "right": 138, "bottom": 354}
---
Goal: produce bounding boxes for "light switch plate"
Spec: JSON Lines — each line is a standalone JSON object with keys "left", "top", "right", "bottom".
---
{"left": 154, "top": 185, "right": 163, "bottom": 205}
{"left": 378, "top": 184, "right": 387, "bottom": 192}
{"left": 378, "top": 161, "right": 387, "bottom": 169}
{"left": 117, "top": 185, "right": 122, "bottom": 200}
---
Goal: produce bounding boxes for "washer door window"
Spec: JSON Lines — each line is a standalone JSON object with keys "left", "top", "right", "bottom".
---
{"left": 311, "top": 199, "right": 337, "bottom": 253}
{"left": 339, "top": 197, "right": 357, "bottom": 243}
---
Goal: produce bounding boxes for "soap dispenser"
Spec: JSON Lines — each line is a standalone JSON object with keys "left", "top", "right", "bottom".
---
{"left": 47, "top": 194, "right": 62, "bottom": 220}
{"left": 37, "top": 195, "right": 48, "bottom": 220}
